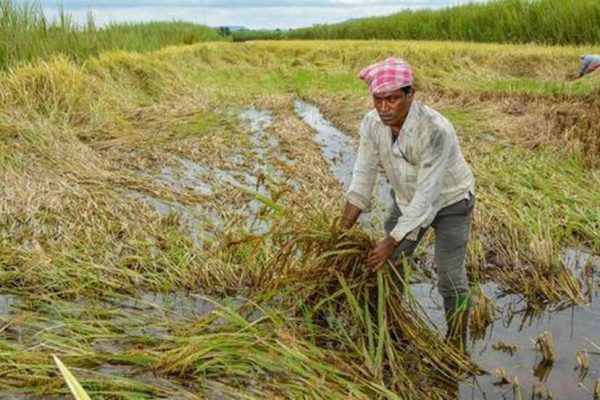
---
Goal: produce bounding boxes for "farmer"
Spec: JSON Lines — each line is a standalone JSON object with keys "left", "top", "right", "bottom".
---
{"left": 341, "top": 57, "right": 476, "bottom": 352}
{"left": 578, "top": 54, "right": 600, "bottom": 78}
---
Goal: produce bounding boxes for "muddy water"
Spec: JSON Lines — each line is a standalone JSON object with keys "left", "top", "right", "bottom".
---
{"left": 238, "top": 107, "right": 281, "bottom": 223}
{"left": 416, "top": 279, "right": 600, "bottom": 399}
{"left": 239, "top": 107, "right": 275, "bottom": 160}
{"left": 156, "top": 156, "right": 215, "bottom": 195}
{"left": 131, "top": 107, "right": 286, "bottom": 234}
{"left": 562, "top": 246, "right": 600, "bottom": 276}
{"left": 295, "top": 100, "right": 600, "bottom": 400}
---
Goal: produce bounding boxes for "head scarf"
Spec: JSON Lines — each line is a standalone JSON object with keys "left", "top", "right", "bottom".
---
{"left": 358, "top": 57, "right": 413, "bottom": 95}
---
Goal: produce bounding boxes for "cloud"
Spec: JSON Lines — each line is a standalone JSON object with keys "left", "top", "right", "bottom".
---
{"left": 43, "top": 4, "right": 425, "bottom": 29}
{"left": 39, "top": 1, "right": 488, "bottom": 29}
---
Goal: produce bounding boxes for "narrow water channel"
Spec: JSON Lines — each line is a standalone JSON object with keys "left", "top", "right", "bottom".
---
{"left": 293, "top": 98, "right": 600, "bottom": 400}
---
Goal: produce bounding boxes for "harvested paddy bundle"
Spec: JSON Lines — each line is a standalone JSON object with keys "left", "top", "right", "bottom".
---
{"left": 211, "top": 210, "right": 481, "bottom": 397}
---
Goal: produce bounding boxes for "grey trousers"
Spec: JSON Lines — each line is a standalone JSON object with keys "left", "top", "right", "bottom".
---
{"left": 384, "top": 192, "right": 475, "bottom": 312}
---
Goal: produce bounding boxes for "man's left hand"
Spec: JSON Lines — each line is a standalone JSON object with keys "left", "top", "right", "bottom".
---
{"left": 366, "top": 237, "right": 398, "bottom": 271}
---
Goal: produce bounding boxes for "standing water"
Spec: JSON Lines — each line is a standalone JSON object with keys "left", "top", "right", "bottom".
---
{"left": 130, "top": 107, "right": 284, "bottom": 235}
{"left": 0, "top": 295, "right": 15, "bottom": 318}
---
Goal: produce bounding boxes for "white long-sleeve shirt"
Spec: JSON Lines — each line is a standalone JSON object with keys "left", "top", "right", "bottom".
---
{"left": 579, "top": 54, "right": 600, "bottom": 76}
{"left": 347, "top": 101, "right": 475, "bottom": 242}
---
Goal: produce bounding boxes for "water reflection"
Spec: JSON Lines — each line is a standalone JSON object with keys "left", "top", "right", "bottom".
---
{"left": 0, "top": 294, "right": 15, "bottom": 318}
{"left": 462, "top": 290, "right": 600, "bottom": 399}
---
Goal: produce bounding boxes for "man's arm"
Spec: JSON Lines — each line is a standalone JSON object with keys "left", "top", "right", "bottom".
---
{"left": 389, "top": 125, "right": 451, "bottom": 243}
{"left": 341, "top": 201, "right": 362, "bottom": 229}
{"left": 344, "top": 114, "right": 379, "bottom": 224}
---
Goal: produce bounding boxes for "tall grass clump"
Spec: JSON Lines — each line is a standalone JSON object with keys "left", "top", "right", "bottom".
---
{"left": 231, "top": 29, "right": 287, "bottom": 42}
{"left": 288, "top": 0, "right": 600, "bottom": 45}
{"left": 0, "top": 0, "right": 223, "bottom": 70}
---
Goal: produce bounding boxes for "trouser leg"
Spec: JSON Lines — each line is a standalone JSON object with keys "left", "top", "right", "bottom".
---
{"left": 384, "top": 191, "right": 474, "bottom": 351}
{"left": 432, "top": 194, "right": 475, "bottom": 352}
{"left": 383, "top": 196, "right": 428, "bottom": 343}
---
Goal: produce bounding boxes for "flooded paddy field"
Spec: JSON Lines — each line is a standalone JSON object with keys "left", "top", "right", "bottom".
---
{"left": 1, "top": 41, "right": 600, "bottom": 398}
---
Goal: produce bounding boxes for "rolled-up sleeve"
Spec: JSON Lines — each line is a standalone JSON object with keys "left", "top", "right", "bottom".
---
{"left": 347, "top": 116, "right": 378, "bottom": 210}
{"left": 389, "top": 124, "right": 451, "bottom": 242}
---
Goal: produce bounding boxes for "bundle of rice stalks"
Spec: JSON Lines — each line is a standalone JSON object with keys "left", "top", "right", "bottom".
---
{"left": 216, "top": 210, "right": 481, "bottom": 396}
{"left": 469, "top": 285, "right": 496, "bottom": 340}
{"left": 154, "top": 302, "right": 401, "bottom": 399}
{"left": 493, "top": 262, "right": 584, "bottom": 309}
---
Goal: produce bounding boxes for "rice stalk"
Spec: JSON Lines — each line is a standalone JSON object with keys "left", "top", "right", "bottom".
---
{"left": 52, "top": 355, "right": 91, "bottom": 400}
{"left": 535, "top": 332, "right": 556, "bottom": 363}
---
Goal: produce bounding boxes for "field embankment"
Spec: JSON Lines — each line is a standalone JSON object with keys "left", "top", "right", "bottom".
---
{"left": 0, "top": 40, "right": 599, "bottom": 398}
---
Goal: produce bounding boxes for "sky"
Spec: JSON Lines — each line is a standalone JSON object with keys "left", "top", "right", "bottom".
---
{"left": 39, "top": 1, "right": 487, "bottom": 30}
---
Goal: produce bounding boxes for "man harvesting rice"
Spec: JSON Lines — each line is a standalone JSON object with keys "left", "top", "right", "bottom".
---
{"left": 578, "top": 54, "right": 600, "bottom": 78}
{"left": 341, "top": 57, "right": 475, "bottom": 352}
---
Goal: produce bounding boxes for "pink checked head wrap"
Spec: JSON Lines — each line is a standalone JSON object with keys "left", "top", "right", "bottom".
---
{"left": 358, "top": 57, "right": 413, "bottom": 95}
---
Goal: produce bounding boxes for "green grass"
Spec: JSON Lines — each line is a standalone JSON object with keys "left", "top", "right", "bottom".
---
{"left": 287, "top": 0, "right": 600, "bottom": 45}
{"left": 290, "top": 69, "right": 364, "bottom": 95}
{"left": 437, "top": 107, "right": 487, "bottom": 133}
{"left": 231, "top": 29, "right": 287, "bottom": 42}
{"left": 180, "top": 112, "right": 221, "bottom": 137}
{"left": 468, "top": 77, "right": 600, "bottom": 96}
{"left": 0, "top": 0, "right": 223, "bottom": 70}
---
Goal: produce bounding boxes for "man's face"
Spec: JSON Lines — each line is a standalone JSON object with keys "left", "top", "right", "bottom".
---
{"left": 373, "top": 88, "right": 414, "bottom": 128}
